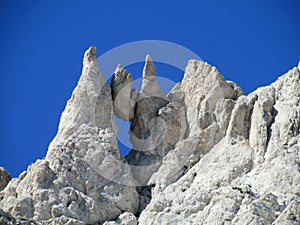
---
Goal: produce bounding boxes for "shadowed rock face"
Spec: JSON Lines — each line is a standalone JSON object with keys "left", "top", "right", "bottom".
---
{"left": 1, "top": 47, "right": 299, "bottom": 225}
{"left": 0, "top": 167, "right": 12, "bottom": 191}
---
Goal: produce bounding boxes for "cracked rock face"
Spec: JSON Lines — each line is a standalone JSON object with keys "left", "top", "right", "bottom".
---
{"left": 0, "top": 46, "right": 299, "bottom": 225}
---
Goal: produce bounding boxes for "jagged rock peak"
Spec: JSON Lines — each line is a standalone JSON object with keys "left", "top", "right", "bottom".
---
{"left": 141, "top": 54, "right": 165, "bottom": 98}
{"left": 1, "top": 46, "right": 299, "bottom": 225}
{"left": 83, "top": 46, "right": 97, "bottom": 65}
{"left": 0, "top": 47, "right": 139, "bottom": 225}
{"left": 51, "top": 45, "right": 113, "bottom": 145}
{"left": 111, "top": 64, "right": 138, "bottom": 121}
{"left": 112, "top": 64, "right": 134, "bottom": 96}
{"left": 114, "top": 64, "right": 126, "bottom": 75}
{"left": 138, "top": 61, "right": 300, "bottom": 225}
{"left": 181, "top": 59, "right": 243, "bottom": 101}
{"left": 143, "top": 54, "right": 156, "bottom": 78}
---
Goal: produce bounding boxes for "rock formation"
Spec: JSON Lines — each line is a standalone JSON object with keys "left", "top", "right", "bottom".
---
{"left": 138, "top": 61, "right": 300, "bottom": 225}
{"left": 0, "top": 47, "right": 299, "bottom": 225}
{"left": 0, "top": 167, "right": 12, "bottom": 191}
{"left": 111, "top": 64, "right": 138, "bottom": 121}
{"left": 0, "top": 47, "right": 138, "bottom": 225}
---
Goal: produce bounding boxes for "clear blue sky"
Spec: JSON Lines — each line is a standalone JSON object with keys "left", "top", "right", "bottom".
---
{"left": 0, "top": 0, "right": 299, "bottom": 177}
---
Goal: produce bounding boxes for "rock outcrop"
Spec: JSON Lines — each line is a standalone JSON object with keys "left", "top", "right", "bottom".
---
{"left": 124, "top": 55, "right": 170, "bottom": 186}
{"left": 0, "top": 167, "right": 12, "bottom": 191}
{"left": 0, "top": 47, "right": 138, "bottom": 225}
{"left": 111, "top": 65, "right": 138, "bottom": 121}
{"left": 140, "top": 55, "right": 165, "bottom": 98}
{"left": 146, "top": 61, "right": 243, "bottom": 189}
{"left": 103, "top": 212, "right": 138, "bottom": 225}
{"left": 138, "top": 62, "right": 300, "bottom": 225}
{"left": 0, "top": 46, "right": 299, "bottom": 225}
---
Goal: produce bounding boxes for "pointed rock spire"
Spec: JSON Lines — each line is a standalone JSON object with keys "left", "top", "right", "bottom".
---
{"left": 83, "top": 46, "right": 97, "bottom": 66}
{"left": 0, "top": 47, "right": 139, "bottom": 224}
{"left": 53, "top": 46, "right": 111, "bottom": 143}
{"left": 114, "top": 64, "right": 126, "bottom": 76}
{"left": 111, "top": 64, "right": 138, "bottom": 121}
{"left": 141, "top": 54, "right": 165, "bottom": 98}
{"left": 143, "top": 54, "right": 156, "bottom": 78}
{"left": 111, "top": 64, "right": 134, "bottom": 100}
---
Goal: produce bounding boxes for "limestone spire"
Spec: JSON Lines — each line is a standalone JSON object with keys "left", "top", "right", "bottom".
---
{"left": 141, "top": 54, "right": 165, "bottom": 97}
{"left": 111, "top": 64, "right": 137, "bottom": 121}
{"left": 83, "top": 46, "right": 97, "bottom": 66}
{"left": 142, "top": 54, "right": 156, "bottom": 78}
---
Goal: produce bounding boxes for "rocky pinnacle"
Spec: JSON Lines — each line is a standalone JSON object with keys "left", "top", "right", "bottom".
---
{"left": 141, "top": 55, "right": 165, "bottom": 98}
{"left": 0, "top": 48, "right": 299, "bottom": 225}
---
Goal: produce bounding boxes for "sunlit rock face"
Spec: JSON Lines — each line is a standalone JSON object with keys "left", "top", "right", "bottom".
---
{"left": 138, "top": 62, "right": 300, "bottom": 225}
{"left": 0, "top": 47, "right": 139, "bottom": 225}
{"left": 0, "top": 47, "right": 299, "bottom": 225}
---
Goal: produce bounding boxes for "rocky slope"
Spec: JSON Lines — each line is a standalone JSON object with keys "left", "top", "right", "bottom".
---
{"left": 0, "top": 47, "right": 299, "bottom": 225}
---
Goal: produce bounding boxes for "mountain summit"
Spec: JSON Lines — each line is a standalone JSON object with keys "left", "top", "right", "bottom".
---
{"left": 0, "top": 47, "right": 299, "bottom": 225}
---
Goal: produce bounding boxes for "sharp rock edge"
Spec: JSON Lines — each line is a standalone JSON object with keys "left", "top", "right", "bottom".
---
{"left": 0, "top": 48, "right": 299, "bottom": 225}
{"left": 0, "top": 47, "right": 139, "bottom": 225}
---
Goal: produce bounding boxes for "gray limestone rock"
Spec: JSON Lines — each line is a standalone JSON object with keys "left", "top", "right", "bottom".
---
{"left": 0, "top": 167, "right": 12, "bottom": 191}
{"left": 111, "top": 65, "right": 138, "bottom": 121}
{"left": 0, "top": 47, "right": 139, "bottom": 225}
{"left": 0, "top": 48, "right": 299, "bottom": 225}
{"left": 147, "top": 60, "right": 242, "bottom": 191}
{"left": 138, "top": 62, "right": 300, "bottom": 225}
{"left": 125, "top": 55, "right": 170, "bottom": 186}
{"left": 103, "top": 212, "right": 137, "bottom": 225}
{"left": 141, "top": 55, "right": 165, "bottom": 98}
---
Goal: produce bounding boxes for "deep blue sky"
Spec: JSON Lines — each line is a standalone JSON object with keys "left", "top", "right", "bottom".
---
{"left": 1, "top": 0, "right": 299, "bottom": 177}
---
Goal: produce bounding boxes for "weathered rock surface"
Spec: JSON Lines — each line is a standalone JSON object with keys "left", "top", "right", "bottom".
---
{"left": 138, "top": 62, "right": 300, "bottom": 225}
{"left": 0, "top": 46, "right": 299, "bottom": 225}
{"left": 125, "top": 55, "right": 170, "bottom": 186}
{"left": 147, "top": 60, "right": 243, "bottom": 189}
{"left": 0, "top": 167, "right": 12, "bottom": 191}
{"left": 103, "top": 212, "right": 137, "bottom": 225}
{"left": 111, "top": 65, "right": 138, "bottom": 121}
{"left": 140, "top": 55, "right": 165, "bottom": 98}
{"left": 0, "top": 47, "right": 138, "bottom": 225}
